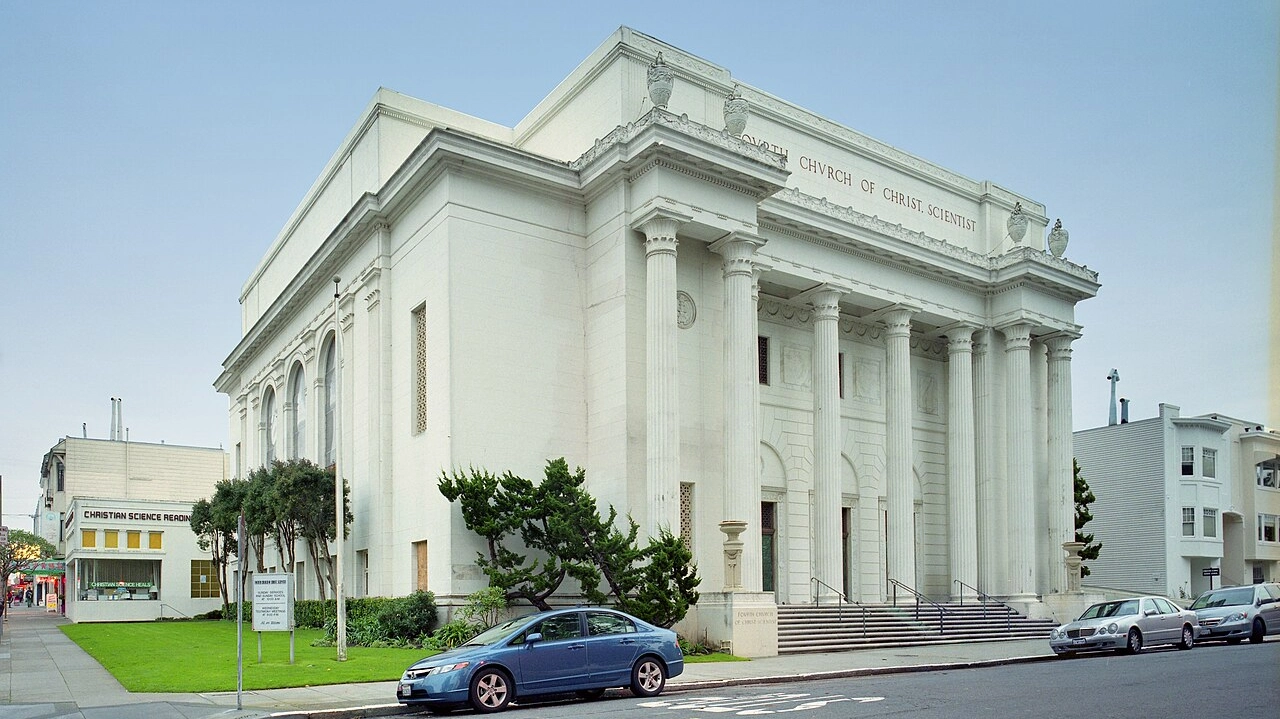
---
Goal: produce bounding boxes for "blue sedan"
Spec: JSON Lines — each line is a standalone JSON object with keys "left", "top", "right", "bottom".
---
{"left": 398, "top": 607, "right": 685, "bottom": 713}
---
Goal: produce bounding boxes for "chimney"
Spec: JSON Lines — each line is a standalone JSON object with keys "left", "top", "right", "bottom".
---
{"left": 1107, "top": 369, "right": 1120, "bottom": 426}
{"left": 82, "top": 422, "right": 87, "bottom": 439}
{"left": 109, "top": 398, "right": 116, "bottom": 440}
{"left": 1120, "top": 397, "right": 1130, "bottom": 424}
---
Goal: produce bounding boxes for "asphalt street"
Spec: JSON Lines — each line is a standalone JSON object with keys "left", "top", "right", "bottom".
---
{"left": 445, "top": 641, "right": 1280, "bottom": 719}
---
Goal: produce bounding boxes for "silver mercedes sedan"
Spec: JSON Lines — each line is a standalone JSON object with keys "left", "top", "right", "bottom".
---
{"left": 1049, "top": 596, "right": 1197, "bottom": 656}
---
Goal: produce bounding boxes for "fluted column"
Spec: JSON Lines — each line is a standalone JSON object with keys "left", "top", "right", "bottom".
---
{"left": 1045, "top": 333, "right": 1077, "bottom": 595}
{"left": 946, "top": 326, "right": 978, "bottom": 600}
{"left": 883, "top": 306, "right": 917, "bottom": 595}
{"left": 973, "top": 329, "right": 1003, "bottom": 594}
{"left": 709, "top": 233, "right": 765, "bottom": 591}
{"left": 638, "top": 214, "right": 683, "bottom": 536}
{"left": 1002, "top": 322, "right": 1036, "bottom": 599}
{"left": 810, "top": 286, "right": 846, "bottom": 599}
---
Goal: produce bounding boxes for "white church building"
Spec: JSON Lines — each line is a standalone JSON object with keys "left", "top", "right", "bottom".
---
{"left": 215, "top": 28, "right": 1099, "bottom": 648}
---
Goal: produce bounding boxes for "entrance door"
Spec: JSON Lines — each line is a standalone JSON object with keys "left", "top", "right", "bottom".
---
{"left": 761, "top": 502, "right": 776, "bottom": 597}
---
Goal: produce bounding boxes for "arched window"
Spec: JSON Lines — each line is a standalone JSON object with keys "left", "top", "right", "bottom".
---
{"left": 289, "top": 362, "right": 306, "bottom": 459}
{"left": 262, "top": 386, "right": 278, "bottom": 464}
{"left": 322, "top": 334, "right": 336, "bottom": 467}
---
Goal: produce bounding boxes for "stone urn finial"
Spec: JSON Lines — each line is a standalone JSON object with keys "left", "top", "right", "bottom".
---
{"left": 719, "top": 520, "right": 747, "bottom": 591}
{"left": 1006, "top": 201, "right": 1028, "bottom": 243}
{"left": 724, "top": 85, "right": 748, "bottom": 137}
{"left": 1047, "top": 218, "right": 1069, "bottom": 257}
{"left": 648, "top": 52, "right": 674, "bottom": 108}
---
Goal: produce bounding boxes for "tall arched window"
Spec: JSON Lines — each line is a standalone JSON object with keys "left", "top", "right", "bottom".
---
{"left": 289, "top": 362, "right": 306, "bottom": 459}
{"left": 322, "top": 334, "right": 336, "bottom": 467}
{"left": 262, "top": 386, "right": 278, "bottom": 464}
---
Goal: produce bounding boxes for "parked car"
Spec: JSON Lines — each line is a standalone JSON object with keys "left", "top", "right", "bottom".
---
{"left": 1049, "top": 596, "right": 1197, "bottom": 656}
{"left": 1189, "top": 582, "right": 1280, "bottom": 644}
{"left": 398, "top": 607, "right": 684, "bottom": 713}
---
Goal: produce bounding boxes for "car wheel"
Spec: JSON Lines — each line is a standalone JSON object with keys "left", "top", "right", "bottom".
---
{"left": 1126, "top": 628, "right": 1143, "bottom": 654}
{"left": 469, "top": 667, "right": 513, "bottom": 713}
{"left": 630, "top": 656, "right": 666, "bottom": 697}
{"left": 1249, "top": 619, "right": 1265, "bottom": 644}
{"left": 1178, "top": 625, "right": 1194, "bottom": 650}
{"left": 576, "top": 688, "right": 607, "bottom": 701}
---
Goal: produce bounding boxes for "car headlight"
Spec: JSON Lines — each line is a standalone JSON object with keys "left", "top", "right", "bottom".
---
{"left": 1051, "top": 628, "right": 1062, "bottom": 639}
{"left": 1105, "top": 623, "right": 1119, "bottom": 635}
{"left": 403, "top": 661, "right": 470, "bottom": 680}
{"left": 1225, "top": 613, "right": 1247, "bottom": 623}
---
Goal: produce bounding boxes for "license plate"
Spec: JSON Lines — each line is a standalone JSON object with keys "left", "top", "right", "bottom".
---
{"left": 1071, "top": 638, "right": 1085, "bottom": 645}
{"left": 399, "top": 683, "right": 412, "bottom": 696}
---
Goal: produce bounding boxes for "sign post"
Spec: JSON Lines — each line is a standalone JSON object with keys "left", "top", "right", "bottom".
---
{"left": 252, "top": 573, "right": 296, "bottom": 664}
{"left": 1202, "top": 566, "right": 1221, "bottom": 590}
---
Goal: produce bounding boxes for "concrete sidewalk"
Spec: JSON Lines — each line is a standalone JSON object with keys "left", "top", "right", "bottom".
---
{"left": 0, "top": 604, "right": 1055, "bottom": 718}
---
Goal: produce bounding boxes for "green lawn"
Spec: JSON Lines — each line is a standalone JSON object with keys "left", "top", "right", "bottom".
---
{"left": 60, "top": 620, "right": 746, "bottom": 693}
{"left": 60, "top": 621, "right": 433, "bottom": 692}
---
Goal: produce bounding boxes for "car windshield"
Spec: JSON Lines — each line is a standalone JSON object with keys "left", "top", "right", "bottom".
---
{"left": 460, "top": 616, "right": 533, "bottom": 647}
{"left": 1191, "top": 587, "right": 1254, "bottom": 609}
{"left": 1079, "top": 599, "right": 1139, "bottom": 620}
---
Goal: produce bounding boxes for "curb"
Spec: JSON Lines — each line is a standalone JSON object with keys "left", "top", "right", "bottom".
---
{"left": 265, "top": 654, "right": 1056, "bottom": 718}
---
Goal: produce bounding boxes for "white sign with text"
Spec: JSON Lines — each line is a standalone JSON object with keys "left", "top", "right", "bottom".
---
{"left": 251, "top": 573, "right": 294, "bottom": 631}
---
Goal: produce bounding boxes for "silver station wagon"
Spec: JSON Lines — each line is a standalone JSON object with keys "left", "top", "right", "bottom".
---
{"left": 1190, "top": 583, "right": 1280, "bottom": 644}
{"left": 1049, "top": 596, "right": 1197, "bottom": 656}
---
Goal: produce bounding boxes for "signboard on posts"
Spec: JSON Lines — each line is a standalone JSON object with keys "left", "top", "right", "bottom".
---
{"left": 251, "top": 573, "right": 294, "bottom": 632}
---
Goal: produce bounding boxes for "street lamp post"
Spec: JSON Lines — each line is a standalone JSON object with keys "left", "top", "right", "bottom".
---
{"left": 332, "top": 276, "right": 347, "bottom": 661}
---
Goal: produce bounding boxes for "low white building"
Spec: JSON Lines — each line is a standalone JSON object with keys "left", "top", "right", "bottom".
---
{"left": 38, "top": 433, "right": 230, "bottom": 621}
{"left": 216, "top": 27, "right": 1100, "bottom": 652}
{"left": 1074, "top": 404, "right": 1280, "bottom": 600}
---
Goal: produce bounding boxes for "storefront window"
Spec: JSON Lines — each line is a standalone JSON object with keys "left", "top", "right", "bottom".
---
{"left": 104, "top": 530, "right": 119, "bottom": 548}
{"left": 127, "top": 530, "right": 140, "bottom": 549}
{"left": 148, "top": 532, "right": 163, "bottom": 550}
{"left": 77, "top": 558, "right": 160, "bottom": 601}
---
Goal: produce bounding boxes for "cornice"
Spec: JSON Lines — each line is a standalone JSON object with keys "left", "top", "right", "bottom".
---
{"left": 570, "top": 107, "right": 787, "bottom": 175}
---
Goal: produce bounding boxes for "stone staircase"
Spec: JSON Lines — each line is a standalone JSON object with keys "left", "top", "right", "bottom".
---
{"left": 777, "top": 601, "right": 1058, "bottom": 654}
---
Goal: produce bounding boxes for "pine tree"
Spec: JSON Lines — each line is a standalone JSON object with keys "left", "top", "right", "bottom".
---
{"left": 1073, "top": 459, "right": 1102, "bottom": 577}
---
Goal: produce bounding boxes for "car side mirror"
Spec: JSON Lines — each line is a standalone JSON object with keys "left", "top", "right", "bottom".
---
{"left": 1145, "top": 609, "right": 1158, "bottom": 617}
{"left": 525, "top": 632, "right": 543, "bottom": 644}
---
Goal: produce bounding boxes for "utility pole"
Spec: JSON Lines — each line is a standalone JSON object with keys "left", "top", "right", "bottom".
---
{"left": 332, "top": 276, "right": 347, "bottom": 661}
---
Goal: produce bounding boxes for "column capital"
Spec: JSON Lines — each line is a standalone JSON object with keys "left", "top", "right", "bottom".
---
{"left": 796, "top": 283, "right": 850, "bottom": 319}
{"left": 997, "top": 320, "right": 1033, "bottom": 350}
{"left": 945, "top": 325, "right": 977, "bottom": 352}
{"left": 709, "top": 232, "right": 766, "bottom": 277}
{"left": 634, "top": 208, "right": 691, "bottom": 244}
{"left": 876, "top": 304, "right": 919, "bottom": 338}
{"left": 1042, "top": 331, "right": 1080, "bottom": 359}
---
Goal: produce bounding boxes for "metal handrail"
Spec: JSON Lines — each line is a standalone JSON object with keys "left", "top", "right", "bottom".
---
{"left": 888, "top": 578, "right": 951, "bottom": 633}
{"left": 810, "top": 577, "right": 866, "bottom": 637}
{"left": 952, "top": 579, "right": 1011, "bottom": 631}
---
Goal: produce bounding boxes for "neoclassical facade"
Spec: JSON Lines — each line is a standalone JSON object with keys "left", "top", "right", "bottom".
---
{"left": 215, "top": 29, "right": 1099, "bottom": 628}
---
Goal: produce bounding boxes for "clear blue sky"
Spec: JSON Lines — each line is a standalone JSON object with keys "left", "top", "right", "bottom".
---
{"left": 1, "top": 1, "right": 1275, "bottom": 523}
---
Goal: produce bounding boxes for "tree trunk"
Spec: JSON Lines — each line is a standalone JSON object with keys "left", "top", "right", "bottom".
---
{"left": 306, "top": 538, "right": 328, "bottom": 601}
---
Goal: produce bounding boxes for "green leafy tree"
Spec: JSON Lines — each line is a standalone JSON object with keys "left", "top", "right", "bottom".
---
{"left": 276, "top": 458, "right": 352, "bottom": 600}
{"left": 618, "top": 528, "right": 701, "bottom": 628}
{"left": 0, "top": 529, "right": 57, "bottom": 611}
{"left": 441, "top": 458, "right": 700, "bottom": 626}
{"left": 439, "top": 465, "right": 567, "bottom": 609}
{"left": 244, "top": 464, "right": 285, "bottom": 573}
{"left": 1073, "top": 459, "right": 1102, "bottom": 577}
{"left": 190, "top": 497, "right": 236, "bottom": 610}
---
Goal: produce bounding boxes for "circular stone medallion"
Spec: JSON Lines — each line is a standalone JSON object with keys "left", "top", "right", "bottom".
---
{"left": 676, "top": 290, "right": 696, "bottom": 329}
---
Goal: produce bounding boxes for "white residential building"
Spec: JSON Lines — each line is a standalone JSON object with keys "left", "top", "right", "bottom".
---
{"left": 1074, "top": 404, "right": 1280, "bottom": 600}
{"left": 215, "top": 27, "right": 1100, "bottom": 652}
